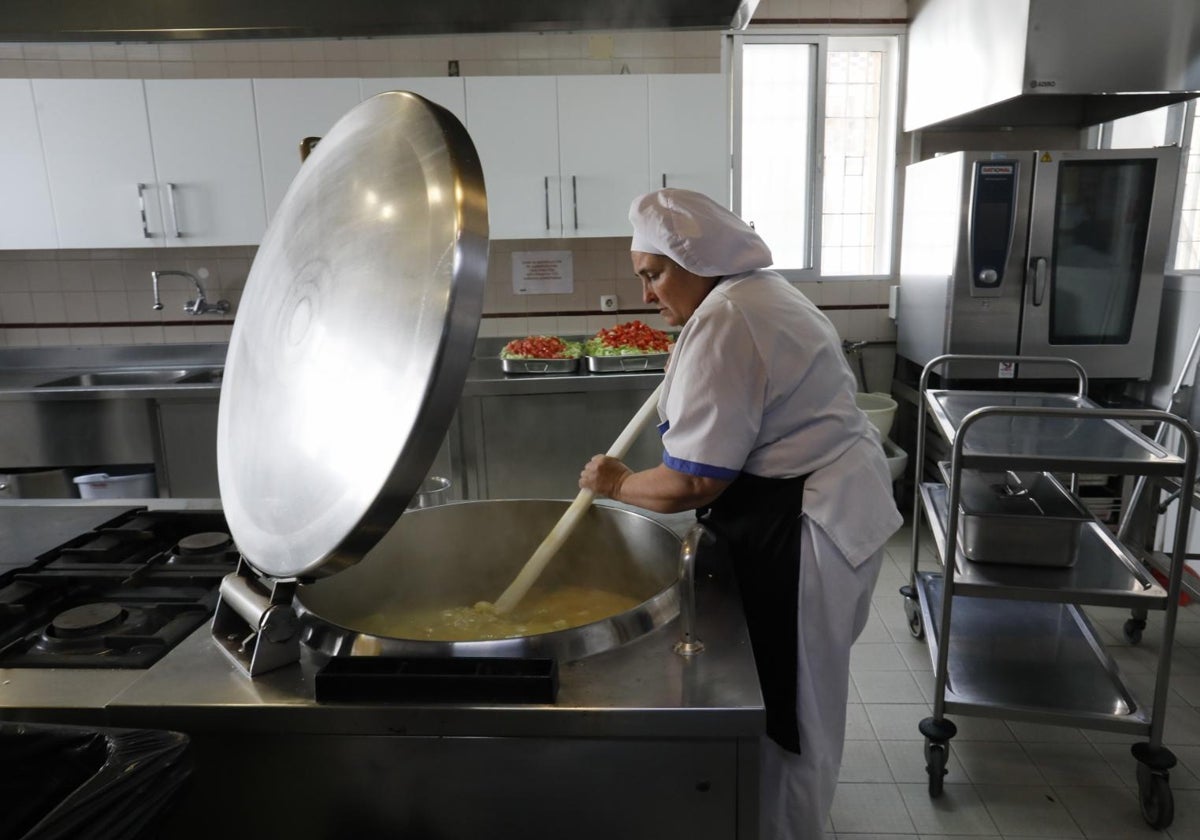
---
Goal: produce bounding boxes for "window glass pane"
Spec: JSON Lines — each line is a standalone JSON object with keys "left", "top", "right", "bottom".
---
{"left": 1050, "top": 160, "right": 1156, "bottom": 343}
{"left": 739, "top": 43, "right": 815, "bottom": 270}
{"left": 1108, "top": 105, "right": 1170, "bottom": 149}
{"left": 822, "top": 48, "right": 887, "bottom": 276}
{"left": 1176, "top": 106, "right": 1200, "bottom": 271}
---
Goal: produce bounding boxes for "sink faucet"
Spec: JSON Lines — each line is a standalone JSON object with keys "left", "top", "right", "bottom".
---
{"left": 151, "top": 270, "right": 231, "bottom": 316}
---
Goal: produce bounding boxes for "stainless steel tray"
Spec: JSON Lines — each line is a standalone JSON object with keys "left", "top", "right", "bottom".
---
{"left": 585, "top": 353, "right": 669, "bottom": 373}
{"left": 501, "top": 357, "right": 580, "bottom": 374}
{"left": 939, "top": 464, "right": 1089, "bottom": 567}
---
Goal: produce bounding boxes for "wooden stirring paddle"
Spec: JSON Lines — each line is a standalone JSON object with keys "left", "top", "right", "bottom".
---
{"left": 490, "top": 382, "right": 664, "bottom": 615}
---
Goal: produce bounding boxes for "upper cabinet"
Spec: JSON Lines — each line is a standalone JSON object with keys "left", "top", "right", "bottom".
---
{"left": 0, "top": 80, "right": 57, "bottom": 249}
{"left": 556, "top": 75, "right": 650, "bottom": 238}
{"left": 648, "top": 74, "right": 729, "bottom": 206}
{"left": 465, "top": 73, "right": 728, "bottom": 240}
{"left": 144, "top": 80, "right": 267, "bottom": 247}
{"left": 252, "top": 78, "right": 361, "bottom": 221}
{"left": 35, "top": 79, "right": 160, "bottom": 249}
{"left": 34, "top": 79, "right": 266, "bottom": 249}
{"left": 8, "top": 73, "right": 728, "bottom": 249}
{"left": 465, "top": 76, "right": 562, "bottom": 240}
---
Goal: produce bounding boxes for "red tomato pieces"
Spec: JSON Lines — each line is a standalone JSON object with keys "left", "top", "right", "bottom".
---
{"left": 501, "top": 335, "right": 577, "bottom": 359}
{"left": 592, "top": 320, "right": 673, "bottom": 353}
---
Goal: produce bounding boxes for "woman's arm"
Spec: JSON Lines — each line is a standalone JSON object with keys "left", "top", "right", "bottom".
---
{"left": 579, "top": 455, "right": 730, "bottom": 514}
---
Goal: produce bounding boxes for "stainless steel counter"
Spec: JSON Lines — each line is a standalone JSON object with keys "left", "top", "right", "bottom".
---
{"left": 0, "top": 500, "right": 763, "bottom": 839}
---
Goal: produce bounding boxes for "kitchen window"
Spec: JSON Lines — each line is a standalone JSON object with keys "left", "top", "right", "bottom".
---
{"left": 1099, "top": 99, "right": 1200, "bottom": 272}
{"left": 1175, "top": 103, "right": 1200, "bottom": 271}
{"left": 729, "top": 32, "right": 902, "bottom": 279}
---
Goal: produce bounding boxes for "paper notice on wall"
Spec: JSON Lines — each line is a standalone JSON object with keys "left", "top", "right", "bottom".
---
{"left": 512, "top": 251, "right": 573, "bottom": 295}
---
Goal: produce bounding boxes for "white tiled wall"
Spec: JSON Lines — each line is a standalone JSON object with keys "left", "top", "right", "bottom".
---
{"left": 0, "top": 3, "right": 906, "bottom": 354}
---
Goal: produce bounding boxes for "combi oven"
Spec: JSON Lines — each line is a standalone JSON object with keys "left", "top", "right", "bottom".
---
{"left": 896, "top": 147, "right": 1182, "bottom": 380}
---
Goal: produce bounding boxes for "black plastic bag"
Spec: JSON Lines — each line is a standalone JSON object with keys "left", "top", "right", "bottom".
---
{"left": 0, "top": 722, "right": 191, "bottom": 840}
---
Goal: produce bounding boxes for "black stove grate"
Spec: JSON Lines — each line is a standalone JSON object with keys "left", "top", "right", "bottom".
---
{"left": 0, "top": 508, "right": 237, "bottom": 669}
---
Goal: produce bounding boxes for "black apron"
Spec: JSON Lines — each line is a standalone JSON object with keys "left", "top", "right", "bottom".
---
{"left": 698, "top": 471, "right": 808, "bottom": 754}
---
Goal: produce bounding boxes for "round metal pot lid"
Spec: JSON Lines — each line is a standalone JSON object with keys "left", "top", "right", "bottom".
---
{"left": 216, "top": 91, "right": 488, "bottom": 581}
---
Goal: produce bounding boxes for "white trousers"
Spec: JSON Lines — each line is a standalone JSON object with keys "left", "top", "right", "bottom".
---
{"left": 758, "top": 520, "right": 885, "bottom": 840}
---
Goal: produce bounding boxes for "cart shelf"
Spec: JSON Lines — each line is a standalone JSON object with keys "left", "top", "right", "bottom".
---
{"left": 924, "top": 390, "right": 1184, "bottom": 475}
{"left": 912, "top": 571, "right": 1150, "bottom": 734}
{"left": 920, "top": 482, "right": 1167, "bottom": 608}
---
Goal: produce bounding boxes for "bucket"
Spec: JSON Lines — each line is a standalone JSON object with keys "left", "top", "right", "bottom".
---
{"left": 855, "top": 392, "right": 898, "bottom": 439}
{"left": 882, "top": 438, "right": 908, "bottom": 482}
{"left": 73, "top": 472, "right": 157, "bottom": 499}
{"left": 407, "top": 476, "right": 451, "bottom": 510}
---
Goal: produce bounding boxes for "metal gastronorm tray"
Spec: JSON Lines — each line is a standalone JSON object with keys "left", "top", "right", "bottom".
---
{"left": 500, "top": 357, "right": 580, "bottom": 375}
{"left": 585, "top": 353, "right": 669, "bottom": 373}
{"left": 920, "top": 482, "right": 1165, "bottom": 607}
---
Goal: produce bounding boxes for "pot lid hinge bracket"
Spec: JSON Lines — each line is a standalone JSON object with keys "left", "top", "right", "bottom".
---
{"left": 212, "top": 557, "right": 300, "bottom": 677}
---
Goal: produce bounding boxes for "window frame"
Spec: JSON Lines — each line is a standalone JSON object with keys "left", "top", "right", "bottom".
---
{"left": 725, "top": 26, "right": 906, "bottom": 282}
{"left": 1093, "top": 98, "right": 1199, "bottom": 274}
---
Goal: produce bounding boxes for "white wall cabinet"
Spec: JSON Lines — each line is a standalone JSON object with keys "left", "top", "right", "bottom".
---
{"left": 648, "top": 74, "right": 729, "bottom": 205}
{"left": 12, "top": 74, "right": 728, "bottom": 250}
{"left": 33, "top": 79, "right": 266, "bottom": 249}
{"left": 253, "top": 78, "right": 361, "bottom": 221}
{"left": 35, "top": 79, "right": 161, "bottom": 249}
{"left": 556, "top": 75, "right": 651, "bottom": 238}
{"left": 0, "top": 80, "right": 57, "bottom": 249}
{"left": 465, "top": 74, "right": 727, "bottom": 240}
{"left": 144, "top": 80, "right": 267, "bottom": 247}
{"left": 464, "top": 76, "right": 562, "bottom": 239}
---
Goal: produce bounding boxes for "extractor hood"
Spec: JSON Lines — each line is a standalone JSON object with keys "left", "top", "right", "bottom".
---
{"left": 905, "top": 0, "right": 1200, "bottom": 132}
{"left": 0, "top": 1, "right": 759, "bottom": 41}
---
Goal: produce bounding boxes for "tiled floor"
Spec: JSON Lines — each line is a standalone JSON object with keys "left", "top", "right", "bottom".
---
{"left": 830, "top": 524, "right": 1200, "bottom": 839}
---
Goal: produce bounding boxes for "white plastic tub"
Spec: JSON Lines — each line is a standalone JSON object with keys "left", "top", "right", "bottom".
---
{"left": 73, "top": 472, "right": 157, "bottom": 499}
{"left": 855, "top": 391, "right": 898, "bottom": 439}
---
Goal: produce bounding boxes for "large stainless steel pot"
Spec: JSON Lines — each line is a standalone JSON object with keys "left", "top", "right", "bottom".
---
{"left": 297, "top": 500, "right": 681, "bottom": 662}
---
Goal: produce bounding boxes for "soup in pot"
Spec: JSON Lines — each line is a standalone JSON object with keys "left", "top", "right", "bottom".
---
{"left": 361, "top": 585, "right": 640, "bottom": 641}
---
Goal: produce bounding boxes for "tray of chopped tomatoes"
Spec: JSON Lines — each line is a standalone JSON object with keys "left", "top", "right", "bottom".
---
{"left": 499, "top": 335, "right": 583, "bottom": 374}
{"left": 584, "top": 320, "right": 675, "bottom": 372}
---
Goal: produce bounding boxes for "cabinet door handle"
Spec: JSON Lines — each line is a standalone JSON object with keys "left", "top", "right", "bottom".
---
{"left": 662, "top": 173, "right": 667, "bottom": 188}
{"left": 1030, "top": 257, "right": 1048, "bottom": 306}
{"left": 544, "top": 176, "right": 550, "bottom": 231}
{"left": 572, "top": 175, "right": 578, "bottom": 231}
{"left": 166, "top": 182, "right": 182, "bottom": 238}
{"left": 136, "top": 183, "right": 153, "bottom": 238}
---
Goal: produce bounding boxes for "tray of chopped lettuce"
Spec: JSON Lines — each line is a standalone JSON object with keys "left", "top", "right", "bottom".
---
{"left": 584, "top": 320, "right": 673, "bottom": 372}
{"left": 499, "top": 335, "right": 582, "bottom": 374}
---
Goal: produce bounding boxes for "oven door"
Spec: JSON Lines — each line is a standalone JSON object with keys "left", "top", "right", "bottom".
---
{"left": 1018, "top": 147, "right": 1180, "bottom": 380}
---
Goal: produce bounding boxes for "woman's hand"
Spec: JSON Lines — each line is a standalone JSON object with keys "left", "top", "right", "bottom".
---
{"left": 579, "top": 455, "right": 633, "bottom": 500}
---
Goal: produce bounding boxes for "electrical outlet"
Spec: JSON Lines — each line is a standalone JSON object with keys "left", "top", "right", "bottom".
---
{"left": 600, "top": 295, "right": 617, "bottom": 312}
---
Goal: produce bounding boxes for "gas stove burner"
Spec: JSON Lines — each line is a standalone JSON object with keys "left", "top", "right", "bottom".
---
{"left": 36, "top": 603, "right": 150, "bottom": 655}
{"left": 168, "top": 531, "right": 234, "bottom": 564}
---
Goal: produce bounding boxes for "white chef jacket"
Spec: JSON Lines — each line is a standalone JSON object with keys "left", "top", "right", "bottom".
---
{"left": 658, "top": 269, "right": 901, "bottom": 566}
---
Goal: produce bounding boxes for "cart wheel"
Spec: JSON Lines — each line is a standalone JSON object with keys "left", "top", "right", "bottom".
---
{"left": 924, "top": 740, "right": 947, "bottom": 797}
{"left": 905, "top": 597, "right": 925, "bottom": 640}
{"left": 1137, "top": 763, "right": 1174, "bottom": 829}
{"left": 1123, "top": 618, "right": 1145, "bottom": 645}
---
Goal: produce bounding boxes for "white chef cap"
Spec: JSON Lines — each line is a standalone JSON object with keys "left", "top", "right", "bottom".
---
{"left": 629, "top": 189, "right": 772, "bottom": 277}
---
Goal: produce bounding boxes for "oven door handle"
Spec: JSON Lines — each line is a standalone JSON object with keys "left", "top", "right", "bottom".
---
{"left": 1029, "top": 256, "right": 1048, "bottom": 306}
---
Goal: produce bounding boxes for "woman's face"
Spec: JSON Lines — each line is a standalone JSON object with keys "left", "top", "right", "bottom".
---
{"left": 631, "top": 252, "right": 717, "bottom": 327}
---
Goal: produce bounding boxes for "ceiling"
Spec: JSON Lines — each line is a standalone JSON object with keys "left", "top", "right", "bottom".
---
{"left": 0, "top": 1, "right": 760, "bottom": 41}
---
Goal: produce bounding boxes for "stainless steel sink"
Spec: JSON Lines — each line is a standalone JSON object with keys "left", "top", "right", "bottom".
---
{"left": 176, "top": 367, "right": 224, "bottom": 384}
{"left": 36, "top": 368, "right": 221, "bottom": 388}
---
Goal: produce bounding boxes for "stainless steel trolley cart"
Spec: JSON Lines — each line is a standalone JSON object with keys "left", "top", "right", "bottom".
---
{"left": 899, "top": 354, "right": 1196, "bottom": 830}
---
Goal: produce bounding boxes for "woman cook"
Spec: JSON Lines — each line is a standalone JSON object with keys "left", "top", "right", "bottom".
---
{"left": 579, "top": 188, "right": 902, "bottom": 840}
